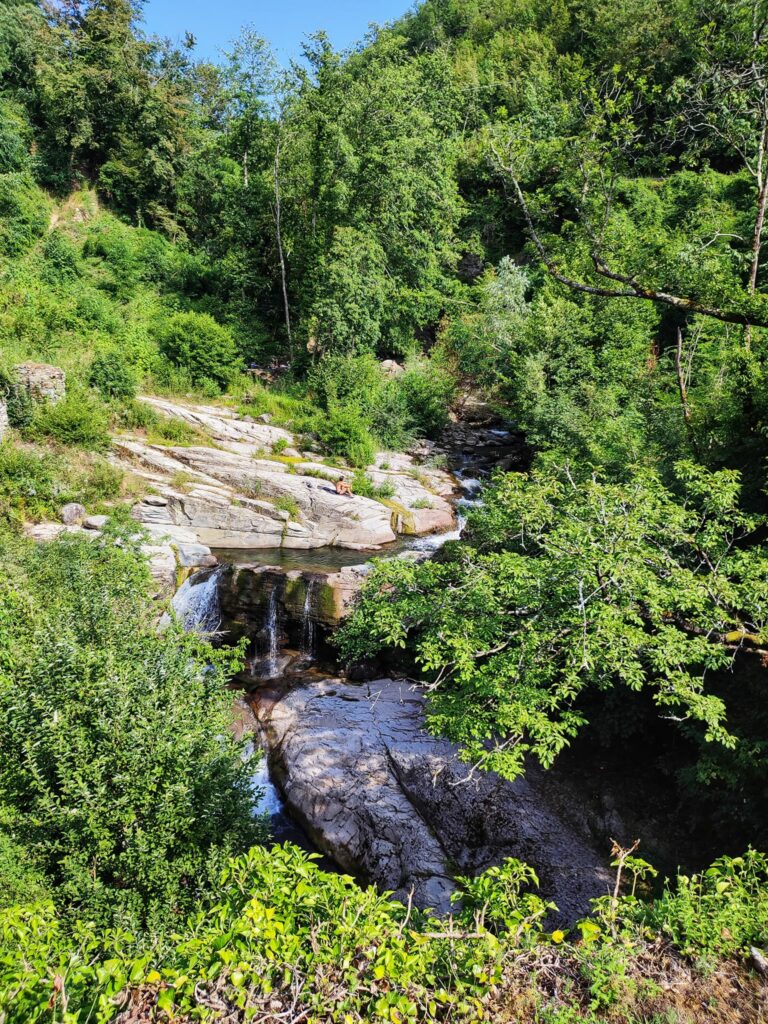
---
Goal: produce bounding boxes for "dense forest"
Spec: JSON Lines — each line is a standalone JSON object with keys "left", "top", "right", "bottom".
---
{"left": 2, "top": 0, "right": 768, "bottom": 1021}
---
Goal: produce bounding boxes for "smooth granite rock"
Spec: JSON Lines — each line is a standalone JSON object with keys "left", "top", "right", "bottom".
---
{"left": 112, "top": 397, "right": 457, "bottom": 552}
{"left": 248, "top": 678, "right": 613, "bottom": 921}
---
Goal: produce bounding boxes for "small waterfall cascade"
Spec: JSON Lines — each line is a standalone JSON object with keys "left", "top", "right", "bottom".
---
{"left": 248, "top": 744, "right": 285, "bottom": 817}
{"left": 167, "top": 567, "right": 222, "bottom": 632}
{"left": 262, "top": 583, "right": 281, "bottom": 677}
{"left": 300, "top": 578, "right": 318, "bottom": 660}
{"left": 408, "top": 466, "right": 480, "bottom": 554}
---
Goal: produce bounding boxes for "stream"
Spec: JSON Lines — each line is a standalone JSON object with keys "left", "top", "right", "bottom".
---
{"left": 165, "top": 428, "right": 627, "bottom": 917}
{"left": 169, "top": 459, "right": 485, "bottom": 864}
{"left": 168, "top": 425, "right": 752, "bottom": 917}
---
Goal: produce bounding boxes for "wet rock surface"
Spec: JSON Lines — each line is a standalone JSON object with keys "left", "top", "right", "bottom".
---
{"left": 248, "top": 677, "right": 613, "bottom": 921}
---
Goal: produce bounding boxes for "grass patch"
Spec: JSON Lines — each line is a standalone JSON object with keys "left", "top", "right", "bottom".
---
{"left": 352, "top": 470, "right": 397, "bottom": 501}
{"left": 147, "top": 416, "right": 212, "bottom": 447}
{"left": 273, "top": 495, "right": 301, "bottom": 519}
{"left": 0, "top": 441, "right": 133, "bottom": 527}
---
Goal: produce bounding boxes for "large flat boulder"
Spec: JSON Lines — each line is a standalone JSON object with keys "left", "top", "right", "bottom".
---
{"left": 248, "top": 677, "right": 613, "bottom": 921}
{"left": 116, "top": 438, "right": 398, "bottom": 549}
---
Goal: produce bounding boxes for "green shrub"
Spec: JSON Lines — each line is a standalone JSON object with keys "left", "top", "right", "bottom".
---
{"left": 0, "top": 533, "right": 261, "bottom": 930}
{"left": 0, "top": 823, "right": 50, "bottom": 909}
{"left": 41, "top": 229, "right": 80, "bottom": 282}
{"left": 149, "top": 415, "right": 208, "bottom": 446}
{"left": 74, "top": 287, "right": 123, "bottom": 334}
{"left": 0, "top": 173, "right": 48, "bottom": 256}
{"left": 454, "top": 859, "right": 556, "bottom": 942}
{"left": 316, "top": 406, "right": 377, "bottom": 467}
{"left": 28, "top": 393, "right": 110, "bottom": 451}
{"left": 0, "top": 367, "right": 32, "bottom": 429}
{"left": 351, "top": 469, "right": 397, "bottom": 500}
{"left": 0, "top": 444, "right": 59, "bottom": 525}
{"left": 5, "top": 385, "right": 32, "bottom": 428}
{"left": 273, "top": 495, "right": 301, "bottom": 518}
{"left": 78, "top": 458, "right": 123, "bottom": 501}
{"left": 0, "top": 100, "right": 33, "bottom": 174}
{"left": 109, "top": 397, "right": 159, "bottom": 432}
{"left": 158, "top": 311, "right": 241, "bottom": 390}
{"left": 89, "top": 351, "right": 137, "bottom": 399}
{"left": 308, "top": 351, "right": 384, "bottom": 412}
{"left": 398, "top": 359, "right": 456, "bottom": 438}
{"left": 633, "top": 850, "right": 768, "bottom": 956}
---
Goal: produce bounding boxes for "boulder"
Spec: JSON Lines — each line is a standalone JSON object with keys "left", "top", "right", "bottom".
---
{"left": 248, "top": 678, "right": 613, "bottom": 920}
{"left": 175, "top": 541, "right": 219, "bottom": 569}
{"left": 14, "top": 362, "right": 65, "bottom": 404}
{"left": 24, "top": 522, "right": 69, "bottom": 542}
{"left": 60, "top": 502, "right": 86, "bottom": 525}
{"left": 380, "top": 359, "right": 405, "bottom": 378}
{"left": 83, "top": 514, "right": 108, "bottom": 530}
{"left": 0, "top": 399, "right": 8, "bottom": 443}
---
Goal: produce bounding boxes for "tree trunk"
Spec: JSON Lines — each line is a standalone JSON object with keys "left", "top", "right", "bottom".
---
{"left": 675, "top": 327, "right": 699, "bottom": 457}
{"left": 744, "top": 169, "right": 768, "bottom": 350}
{"left": 274, "top": 135, "right": 292, "bottom": 361}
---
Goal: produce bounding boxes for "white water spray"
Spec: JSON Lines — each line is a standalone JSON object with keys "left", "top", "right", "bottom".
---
{"left": 167, "top": 568, "right": 221, "bottom": 632}
{"left": 301, "top": 578, "right": 318, "bottom": 660}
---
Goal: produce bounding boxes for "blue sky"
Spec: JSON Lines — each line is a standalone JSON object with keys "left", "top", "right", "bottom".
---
{"left": 141, "top": 1, "right": 415, "bottom": 63}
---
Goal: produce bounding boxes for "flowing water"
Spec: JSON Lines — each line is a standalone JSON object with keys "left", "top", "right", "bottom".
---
{"left": 250, "top": 749, "right": 285, "bottom": 817}
{"left": 165, "top": 567, "right": 222, "bottom": 632}
{"left": 262, "top": 584, "right": 281, "bottom": 678}
{"left": 301, "top": 578, "right": 318, "bottom": 660}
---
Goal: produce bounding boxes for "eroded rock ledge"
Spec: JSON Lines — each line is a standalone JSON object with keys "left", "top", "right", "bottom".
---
{"left": 247, "top": 677, "right": 613, "bottom": 922}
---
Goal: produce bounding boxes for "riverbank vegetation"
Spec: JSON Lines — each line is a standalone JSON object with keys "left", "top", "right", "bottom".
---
{"left": 2, "top": 0, "right": 768, "bottom": 1020}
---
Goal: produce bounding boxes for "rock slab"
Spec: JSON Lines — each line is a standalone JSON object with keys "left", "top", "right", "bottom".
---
{"left": 249, "top": 677, "right": 613, "bottom": 921}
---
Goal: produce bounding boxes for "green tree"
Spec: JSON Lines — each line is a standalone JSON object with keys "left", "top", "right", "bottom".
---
{"left": 338, "top": 462, "right": 768, "bottom": 779}
{"left": 0, "top": 532, "right": 260, "bottom": 928}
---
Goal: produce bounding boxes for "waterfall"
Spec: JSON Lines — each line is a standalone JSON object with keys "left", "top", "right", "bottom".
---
{"left": 300, "top": 578, "right": 318, "bottom": 660}
{"left": 263, "top": 583, "right": 280, "bottom": 677}
{"left": 250, "top": 748, "right": 285, "bottom": 817}
{"left": 409, "top": 512, "right": 468, "bottom": 553}
{"left": 166, "top": 567, "right": 221, "bottom": 633}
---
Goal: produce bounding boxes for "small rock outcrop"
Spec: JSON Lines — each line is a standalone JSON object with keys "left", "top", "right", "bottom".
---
{"left": 14, "top": 362, "right": 66, "bottom": 404}
{"left": 248, "top": 677, "right": 613, "bottom": 921}
{"left": 0, "top": 400, "right": 8, "bottom": 443}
